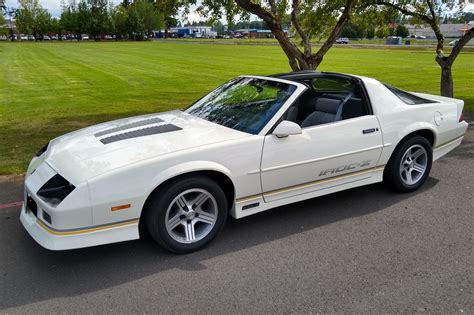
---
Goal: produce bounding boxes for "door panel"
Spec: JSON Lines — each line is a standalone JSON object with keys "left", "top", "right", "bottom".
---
{"left": 261, "top": 115, "right": 383, "bottom": 202}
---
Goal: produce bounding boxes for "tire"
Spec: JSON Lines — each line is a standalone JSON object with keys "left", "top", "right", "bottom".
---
{"left": 383, "top": 135, "right": 433, "bottom": 193}
{"left": 144, "top": 175, "right": 228, "bottom": 254}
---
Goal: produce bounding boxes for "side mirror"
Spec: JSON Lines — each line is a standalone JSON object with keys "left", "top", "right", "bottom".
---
{"left": 272, "top": 120, "right": 302, "bottom": 138}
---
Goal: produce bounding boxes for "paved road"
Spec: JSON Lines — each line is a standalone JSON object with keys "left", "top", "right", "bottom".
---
{"left": 1, "top": 126, "right": 473, "bottom": 313}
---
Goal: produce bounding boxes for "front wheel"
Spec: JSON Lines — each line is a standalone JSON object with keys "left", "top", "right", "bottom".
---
{"left": 384, "top": 135, "right": 433, "bottom": 193}
{"left": 144, "top": 175, "right": 228, "bottom": 253}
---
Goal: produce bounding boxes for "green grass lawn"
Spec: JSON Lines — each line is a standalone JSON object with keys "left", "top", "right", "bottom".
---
{"left": 0, "top": 41, "right": 473, "bottom": 174}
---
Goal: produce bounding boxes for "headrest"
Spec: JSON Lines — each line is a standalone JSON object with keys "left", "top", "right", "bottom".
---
{"left": 315, "top": 98, "right": 341, "bottom": 114}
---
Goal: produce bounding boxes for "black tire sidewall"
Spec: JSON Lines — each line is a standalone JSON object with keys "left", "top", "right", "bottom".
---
{"left": 384, "top": 135, "right": 433, "bottom": 193}
{"left": 145, "top": 175, "right": 228, "bottom": 253}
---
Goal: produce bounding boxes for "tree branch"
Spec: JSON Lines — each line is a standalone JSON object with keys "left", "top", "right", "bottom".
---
{"left": 447, "top": 27, "right": 473, "bottom": 65}
{"left": 291, "top": 0, "right": 311, "bottom": 56}
{"left": 311, "top": 0, "right": 355, "bottom": 67}
{"left": 234, "top": 0, "right": 307, "bottom": 70}
{"left": 375, "top": 1, "right": 432, "bottom": 25}
{"left": 376, "top": 0, "right": 444, "bottom": 57}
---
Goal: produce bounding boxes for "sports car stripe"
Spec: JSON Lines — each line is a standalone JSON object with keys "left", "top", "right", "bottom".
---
{"left": 100, "top": 124, "right": 182, "bottom": 144}
{"left": 236, "top": 165, "right": 385, "bottom": 203}
{"left": 433, "top": 136, "right": 463, "bottom": 151}
{"left": 36, "top": 218, "right": 140, "bottom": 235}
{"left": 94, "top": 117, "right": 164, "bottom": 137}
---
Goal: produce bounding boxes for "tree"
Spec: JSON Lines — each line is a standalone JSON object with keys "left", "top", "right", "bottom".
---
{"left": 373, "top": 0, "right": 474, "bottom": 97}
{"left": 395, "top": 24, "right": 409, "bottom": 37}
{"left": 154, "top": 0, "right": 183, "bottom": 38}
{"left": 127, "top": 0, "right": 162, "bottom": 40}
{"left": 199, "top": 0, "right": 357, "bottom": 71}
{"left": 0, "top": 0, "right": 6, "bottom": 38}
{"left": 341, "top": 22, "right": 364, "bottom": 39}
{"left": 87, "top": 0, "right": 109, "bottom": 40}
{"left": 16, "top": 0, "right": 52, "bottom": 39}
{"left": 110, "top": 4, "right": 128, "bottom": 39}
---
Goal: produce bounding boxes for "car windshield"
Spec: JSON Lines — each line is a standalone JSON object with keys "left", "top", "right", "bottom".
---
{"left": 186, "top": 77, "right": 297, "bottom": 134}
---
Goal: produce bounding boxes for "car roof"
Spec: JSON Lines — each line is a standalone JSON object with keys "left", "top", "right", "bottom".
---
{"left": 269, "top": 70, "right": 362, "bottom": 83}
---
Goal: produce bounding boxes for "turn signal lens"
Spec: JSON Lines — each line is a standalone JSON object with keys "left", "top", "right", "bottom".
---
{"left": 459, "top": 114, "right": 465, "bottom": 122}
{"left": 111, "top": 204, "right": 131, "bottom": 211}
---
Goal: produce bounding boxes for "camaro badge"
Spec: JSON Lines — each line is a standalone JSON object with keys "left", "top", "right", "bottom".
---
{"left": 319, "top": 160, "right": 372, "bottom": 176}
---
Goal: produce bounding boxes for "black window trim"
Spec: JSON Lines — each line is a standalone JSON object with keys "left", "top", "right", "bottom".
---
{"left": 383, "top": 83, "right": 437, "bottom": 105}
{"left": 266, "top": 73, "right": 374, "bottom": 135}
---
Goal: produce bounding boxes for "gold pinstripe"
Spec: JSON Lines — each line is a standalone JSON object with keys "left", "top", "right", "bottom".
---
{"left": 36, "top": 219, "right": 139, "bottom": 236}
{"left": 236, "top": 165, "right": 385, "bottom": 203}
{"left": 433, "top": 136, "right": 463, "bottom": 151}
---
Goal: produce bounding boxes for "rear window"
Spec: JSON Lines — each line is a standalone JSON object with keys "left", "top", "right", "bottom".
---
{"left": 384, "top": 84, "right": 435, "bottom": 105}
{"left": 311, "top": 77, "right": 356, "bottom": 92}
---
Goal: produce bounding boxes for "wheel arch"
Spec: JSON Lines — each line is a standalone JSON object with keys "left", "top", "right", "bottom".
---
{"left": 140, "top": 162, "right": 236, "bottom": 226}
{"left": 386, "top": 127, "right": 436, "bottom": 169}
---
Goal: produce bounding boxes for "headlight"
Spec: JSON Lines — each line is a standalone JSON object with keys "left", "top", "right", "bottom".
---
{"left": 37, "top": 174, "right": 75, "bottom": 206}
{"left": 35, "top": 142, "right": 49, "bottom": 157}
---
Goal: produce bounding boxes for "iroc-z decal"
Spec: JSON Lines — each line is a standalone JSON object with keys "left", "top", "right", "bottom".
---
{"left": 319, "top": 160, "right": 371, "bottom": 177}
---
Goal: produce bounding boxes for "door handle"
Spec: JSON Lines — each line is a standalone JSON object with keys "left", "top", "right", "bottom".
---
{"left": 362, "top": 128, "right": 377, "bottom": 134}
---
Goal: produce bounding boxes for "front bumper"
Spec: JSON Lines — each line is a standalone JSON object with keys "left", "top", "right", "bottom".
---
{"left": 21, "top": 160, "right": 140, "bottom": 250}
{"left": 20, "top": 202, "right": 140, "bottom": 250}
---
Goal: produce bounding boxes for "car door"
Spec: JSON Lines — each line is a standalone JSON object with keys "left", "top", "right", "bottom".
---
{"left": 260, "top": 115, "right": 383, "bottom": 202}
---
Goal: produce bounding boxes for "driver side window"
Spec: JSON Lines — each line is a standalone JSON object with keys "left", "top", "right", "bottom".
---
{"left": 284, "top": 77, "right": 369, "bottom": 128}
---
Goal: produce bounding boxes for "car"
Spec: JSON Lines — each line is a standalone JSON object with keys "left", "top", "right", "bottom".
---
{"left": 81, "top": 34, "right": 89, "bottom": 40}
{"left": 20, "top": 71, "right": 468, "bottom": 253}
{"left": 27, "top": 35, "right": 35, "bottom": 41}
{"left": 336, "top": 37, "right": 349, "bottom": 44}
{"left": 43, "top": 35, "right": 51, "bottom": 40}
{"left": 449, "top": 39, "right": 459, "bottom": 46}
{"left": 20, "top": 34, "right": 28, "bottom": 41}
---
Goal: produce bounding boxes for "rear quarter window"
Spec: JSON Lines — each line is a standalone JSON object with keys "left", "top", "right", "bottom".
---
{"left": 384, "top": 84, "right": 436, "bottom": 105}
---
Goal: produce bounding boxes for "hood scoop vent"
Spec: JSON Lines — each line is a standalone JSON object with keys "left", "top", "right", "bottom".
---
{"left": 100, "top": 124, "right": 182, "bottom": 144}
{"left": 95, "top": 117, "right": 164, "bottom": 137}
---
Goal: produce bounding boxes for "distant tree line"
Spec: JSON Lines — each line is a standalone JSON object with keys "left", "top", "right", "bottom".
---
{"left": 6, "top": 0, "right": 164, "bottom": 41}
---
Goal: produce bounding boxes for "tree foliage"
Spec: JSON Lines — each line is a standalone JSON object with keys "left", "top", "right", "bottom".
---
{"left": 371, "top": 0, "right": 473, "bottom": 97}
{"left": 127, "top": 0, "right": 163, "bottom": 40}
{"left": 197, "top": 0, "right": 357, "bottom": 70}
{"left": 60, "top": 0, "right": 162, "bottom": 41}
{"left": 15, "top": 0, "right": 53, "bottom": 38}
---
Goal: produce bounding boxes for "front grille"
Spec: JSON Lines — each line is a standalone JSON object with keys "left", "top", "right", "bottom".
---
{"left": 26, "top": 194, "right": 38, "bottom": 217}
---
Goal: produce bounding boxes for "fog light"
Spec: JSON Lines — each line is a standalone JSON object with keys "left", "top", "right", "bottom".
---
{"left": 42, "top": 211, "right": 52, "bottom": 224}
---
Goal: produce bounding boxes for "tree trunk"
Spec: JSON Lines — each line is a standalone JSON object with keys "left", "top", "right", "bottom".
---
{"left": 439, "top": 60, "right": 453, "bottom": 98}
{"left": 436, "top": 28, "right": 473, "bottom": 97}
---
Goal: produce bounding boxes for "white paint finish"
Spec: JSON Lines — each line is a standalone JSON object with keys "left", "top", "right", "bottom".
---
{"left": 20, "top": 205, "right": 139, "bottom": 251}
{"left": 87, "top": 136, "right": 265, "bottom": 226}
{"left": 233, "top": 167, "right": 385, "bottom": 219}
{"left": 45, "top": 110, "right": 251, "bottom": 185}
{"left": 20, "top": 74, "right": 469, "bottom": 250}
{"left": 433, "top": 136, "right": 464, "bottom": 161}
{"left": 260, "top": 115, "right": 383, "bottom": 202}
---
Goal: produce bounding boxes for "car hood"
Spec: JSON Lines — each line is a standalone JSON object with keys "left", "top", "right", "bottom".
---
{"left": 41, "top": 110, "right": 249, "bottom": 184}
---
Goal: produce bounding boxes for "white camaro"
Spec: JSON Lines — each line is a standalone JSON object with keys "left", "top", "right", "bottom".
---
{"left": 21, "top": 71, "right": 468, "bottom": 253}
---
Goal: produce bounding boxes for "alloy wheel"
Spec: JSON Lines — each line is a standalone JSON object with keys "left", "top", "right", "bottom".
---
{"left": 165, "top": 188, "right": 218, "bottom": 244}
{"left": 399, "top": 144, "right": 428, "bottom": 186}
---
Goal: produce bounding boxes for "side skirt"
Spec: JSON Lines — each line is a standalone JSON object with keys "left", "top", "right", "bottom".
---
{"left": 231, "top": 166, "right": 385, "bottom": 219}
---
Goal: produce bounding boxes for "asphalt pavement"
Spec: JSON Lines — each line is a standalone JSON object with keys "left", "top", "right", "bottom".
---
{"left": 0, "top": 125, "right": 472, "bottom": 313}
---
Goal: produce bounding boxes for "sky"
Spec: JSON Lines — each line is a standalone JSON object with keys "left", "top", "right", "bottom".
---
{"left": 4, "top": 0, "right": 204, "bottom": 20}
{"left": 4, "top": 0, "right": 474, "bottom": 20}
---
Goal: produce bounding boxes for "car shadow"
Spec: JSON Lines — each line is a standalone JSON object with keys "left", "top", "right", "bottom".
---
{"left": 0, "top": 178, "right": 439, "bottom": 310}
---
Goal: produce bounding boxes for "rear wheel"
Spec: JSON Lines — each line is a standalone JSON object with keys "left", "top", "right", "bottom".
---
{"left": 384, "top": 135, "right": 432, "bottom": 193}
{"left": 145, "top": 175, "right": 228, "bottom": 253}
